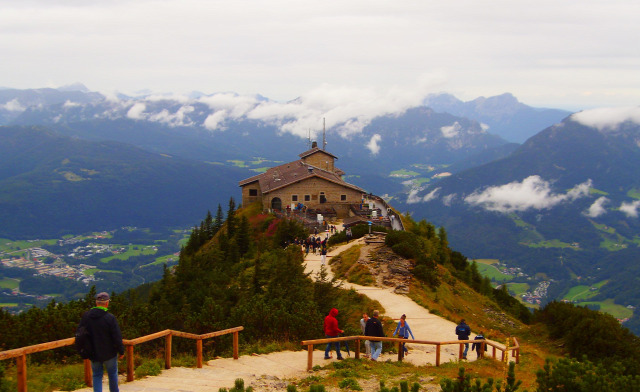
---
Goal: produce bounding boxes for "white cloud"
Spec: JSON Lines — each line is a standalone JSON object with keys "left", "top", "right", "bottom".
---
{"left": 366, "top": 134, "right": 382, "bottom": 155}
{"left": 585, "top": 196, "right": 609, "bottom": 217}
{"left": 126, "top": 103, "right": 146, "bottom": 120}
{"left": 571, "top": 107, "right": 640, "bottom": 131}
{"left": 203, "top": 110, "right": 228, "bottom": 131}
{"left": 148, "top": 105, "right": 195, "bottom": 127}
{"left": 63, "top": 100, "right": 82, "bottom": 108}
{"left": 464, "top": 175, "right": 592, "bottom": 213}
{"left": 441, "top": 122, "right": 462, "bottom": 138}
{"left": 620, "top": 200, "right": 640, "bottom": 218}
{"left": 423, "top": 187, "right": 441, "bottom": 202}
{"left": 1, "top": 98, "right": 25, "bottom": 112}
{"left": 442, "top": 194, "right": 456, "bottom": 206}
{"left": 406, "top": 189, "right": 422, "bottom": 204}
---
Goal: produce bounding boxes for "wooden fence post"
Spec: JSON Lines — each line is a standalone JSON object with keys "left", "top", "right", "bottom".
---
{"left": 17, "top": 354, "right": 27, "bottom": 392}
{"left": 196, "top": 339, "right": 203, "bottom": 368}
{"left": 397, "top": 341, "right": 403, "bottom": 361}
{"left": 233, "top": 331, "right": 239, "bottom": 360}
{"left": 492, "top": 346, "right": 496, "bottom": 359}
{"left": 459, "top": 343, "right": 464, "bottom": 359}
{"left": 84, "top": 358, "right": 92, "bottom": 387}
{"left": 126, "top": 345, "right": 134, "bottom": 382}
{"left": 307, "top": 344, "right": 314, "bottom": 371}
{"left": 165, "top": 333, "right": 172, "bottom": 369}
{"left": 354, "top": 339, "right": 360, "bottom": 359}
{"left": 480, "top": 342, "right": 485, "bottom": 359}
{"left": 435, "top": 344, "right": 441, "bottom": 366}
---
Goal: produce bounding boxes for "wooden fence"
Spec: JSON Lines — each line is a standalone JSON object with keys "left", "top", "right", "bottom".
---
{"left": 301, "top": 335, "right": 519, "bottom": 371}
{"left": 0, "top": 326, "right": 244, "bottom": 392}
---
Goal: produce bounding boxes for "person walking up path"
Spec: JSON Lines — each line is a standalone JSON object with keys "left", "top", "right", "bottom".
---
{"left": 323, "top": 308, "right": 344, "bottom": 360}
{"left": 393, "top": 314, "right": 415, "bottom": 356}
{"left": 364, "top": 310, "right": 385, "bottom": 361}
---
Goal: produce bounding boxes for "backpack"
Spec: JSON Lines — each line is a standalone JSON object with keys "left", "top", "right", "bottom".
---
{"left": 75, "top": 323, "right": 94, "bottom": 359}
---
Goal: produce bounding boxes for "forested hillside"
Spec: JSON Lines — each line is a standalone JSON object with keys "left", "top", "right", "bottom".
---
{"left": 3, "top": 201, "right": 640, "bottom": 391}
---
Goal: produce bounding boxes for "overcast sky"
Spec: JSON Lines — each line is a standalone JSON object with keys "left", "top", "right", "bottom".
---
{"left": 1, "top": 0, "right": 638, "bottom": 111}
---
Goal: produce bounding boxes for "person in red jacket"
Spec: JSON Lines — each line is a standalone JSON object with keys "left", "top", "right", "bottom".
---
{"left": 324, "top": 308, "right": 344, "bottom": 360}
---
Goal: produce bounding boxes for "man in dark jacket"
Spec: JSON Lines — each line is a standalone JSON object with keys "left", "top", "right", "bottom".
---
{"left": 455, "top": 319, "right": 471, "bottom": 359}
{"left": 471, "top": 332, "right": 486, "bottom": 359}
{"left": 323, "top": 308, "right": 344, "bottom": 360}
{"left": 78, "top": 292, "right": 125, "bottom": 392}
{"left": 365, "top": 309, "right": 385, "bottom": 361}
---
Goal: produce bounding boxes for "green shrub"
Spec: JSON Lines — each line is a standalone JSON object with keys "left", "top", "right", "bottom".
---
{"left": 135, "top": 359, "right": 162, "bottom": 378}
{"left": 40, "top": 366, "right": 86, "bottom": 391}
{"left": 338, "top": 377, "right": 362, "bottom": 390}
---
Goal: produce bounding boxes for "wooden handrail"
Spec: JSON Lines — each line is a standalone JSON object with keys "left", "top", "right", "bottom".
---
{"left": 0, "top": 326, "right": 244, "bottom": 392}
{"left": 301, "top": 335, "right": 519, "bottom": 371}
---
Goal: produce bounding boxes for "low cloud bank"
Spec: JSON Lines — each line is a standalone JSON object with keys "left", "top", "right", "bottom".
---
{"left": 620, "top": 200, "right": 640, "bottom": 218}
{"left": 464, "top": 175, "right": 592, "bottom": 213}
{"left": 571, "top": 106, "right": 640, "bottom": 131}
{"left": 585, "top": 196, "right": 609, "bottom": 218}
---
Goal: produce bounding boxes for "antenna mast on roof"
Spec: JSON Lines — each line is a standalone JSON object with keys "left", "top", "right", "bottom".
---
{"left": 322, "top": 117, "right": 327, "bottom": 150}
{"left": 307, "top": 128, "right": 311, "bottom": 149}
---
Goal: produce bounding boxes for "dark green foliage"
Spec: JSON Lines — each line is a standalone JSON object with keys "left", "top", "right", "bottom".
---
{"left": 534, "top": 301, "right": 640, "bottom": 374}
{"left": 535, "top": 357, "right": 640, "bottom": 392}
{"left": 440, "top": 362, "right": 522, "bottom": 392}
{"left": 385, "top": 227, "right": 440, "bottom": 288}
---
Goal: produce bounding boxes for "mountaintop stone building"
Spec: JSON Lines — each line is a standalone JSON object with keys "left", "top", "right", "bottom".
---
{"left": 238, "top": 142, "right": 365, "bottom": 217}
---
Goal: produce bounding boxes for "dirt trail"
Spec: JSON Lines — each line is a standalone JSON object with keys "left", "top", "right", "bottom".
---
{"left": 73, "top": 231, "right": 484, "bottom": 392}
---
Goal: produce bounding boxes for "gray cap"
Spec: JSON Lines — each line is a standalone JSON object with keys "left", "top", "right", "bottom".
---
{"left": 96, "top": 292, "right": 110, "bottom": 301}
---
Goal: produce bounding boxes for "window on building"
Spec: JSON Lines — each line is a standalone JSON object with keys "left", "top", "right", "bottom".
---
{"left": 304, "top": 195, "right": 311, "bottom": 201}
{"left": 292, "top": 195, "right": 298, "bottom": 202}
{"left": 341, "top": 194, "right": 347, "bottom": 201}
{"left": 249, "top": 189, "right": 258, "bottom": 196}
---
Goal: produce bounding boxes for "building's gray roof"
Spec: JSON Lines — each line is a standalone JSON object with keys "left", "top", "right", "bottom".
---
{"left": 238, "top": 160, "right": 364, "bottom": 194}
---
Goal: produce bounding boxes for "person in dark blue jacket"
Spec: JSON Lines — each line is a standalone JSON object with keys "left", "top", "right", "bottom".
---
{"left": 471, "top": 332, "right": 486, "bottom": 359}
{"left": 78, "top": 292, "right": 125, "bottom": 392}
{"left": 455, "top": 319, "right": 471, "bottom": 359}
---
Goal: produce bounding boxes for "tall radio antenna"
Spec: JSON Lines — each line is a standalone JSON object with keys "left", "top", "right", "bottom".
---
{"left": 307, "top": 128, "right": 311, "bottom": 149}
{"left": 322, "top": 117, "right": 327, "bottom": 150}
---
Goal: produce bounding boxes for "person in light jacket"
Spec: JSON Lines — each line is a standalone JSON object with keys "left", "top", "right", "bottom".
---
{"left": 392, "top": 314, "right": 415, "bottom": 355}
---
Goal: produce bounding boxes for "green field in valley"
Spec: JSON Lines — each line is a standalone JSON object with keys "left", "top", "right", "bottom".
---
{"left": 578, "top": 299, "right": 633, "bottom": 320}
{"left": 100, "top": 245, "right": 157, "bottom": 263}
{"left": 0, "top": 277, "right": 20, "bottom": 289}
{"left": 83, "top": 268, "right": 123, "bottom": 276}
{"left": 507, "top": 282, "right": 530, "bottom": 296}
{"left": 475, "top": 262, "right": 513, "bottom": 282}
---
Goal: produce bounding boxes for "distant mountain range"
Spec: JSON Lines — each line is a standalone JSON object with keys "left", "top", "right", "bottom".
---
{"left": 0, "top": 126, "right": 245, "bottom": 238}
{"left": 424, "top": 93, "right": 572, "bottom": 143}
{"left": 397, "top": 108, "right": 640, "bottom": 332}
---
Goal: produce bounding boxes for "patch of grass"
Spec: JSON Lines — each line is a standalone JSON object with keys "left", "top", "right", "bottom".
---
{"left": 250, "top": 167, "right": 269, "bottom": 173}
{"left": 563, "top": 285, "right": 598, "bottom": 301}
{"left": 0, "top": 303, "right": 18, "bottom": 307}
{"left": 227, "top": 159, "right": 248, "bottom": 168}
{"left": 475, "top": 259, "right": 499, "bottom": 265}
{"left": 0, "top": 277, "right": 20, "bottom": 289}
{"left": 507, "top": 283, "right": 529, "bottom": 296}
{"left": 329, "top": 245, "right": 375, "bottom": 286}
{"left": 475, "top": 263, "right": 513, "bottom": 283}
{"left": 627, "top": 188, "right": 640, "bottom": 199}
{"left": 578, "top": 299, "right": 633, "bottom": 319}
{"left": 83, "top": 268, "right": 123, "bottom": 276}
{"left": 135, "top": 359, "right": 163, "bottom": 378}
{"left": 524, "top": 239, "right": 579, "bottom": 250}
{"left": 100, "top": 244, "right": 157, "bottom": 263}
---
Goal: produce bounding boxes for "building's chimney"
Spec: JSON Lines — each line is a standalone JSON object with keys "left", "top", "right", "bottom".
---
{"left": 311, "top": 141, "right": 318, "bottom": 148}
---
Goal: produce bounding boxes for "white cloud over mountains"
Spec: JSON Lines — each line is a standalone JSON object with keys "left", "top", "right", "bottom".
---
{"left": 441, "top": 122, "right": 462, "bottom": 138}
{"left": 464, "top": 175, "right": 592, "bottom": 213}
{"left": 585, "top": 196, "right": 609, "bottom": 218}
{"left": 366, "top": 134, "right": 382, "bottom": 155}
{"left": 111, "top": 83, "right": 437, "bottom": 138}
{"left": 620, "top": 200, "right": 640, "bottom": 218}
{"left": 571, "top": 107, "right": 640, "bottom": 131}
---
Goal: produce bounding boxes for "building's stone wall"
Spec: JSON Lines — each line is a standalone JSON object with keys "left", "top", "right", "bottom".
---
{"left": 241, "top": 181, "right": 262, "bottom": 206}
{"left": 302, "top": 152, "right": 335, "bottom": 173}
{"left": 262, "top": 177, "right": 362, "bottom": 212}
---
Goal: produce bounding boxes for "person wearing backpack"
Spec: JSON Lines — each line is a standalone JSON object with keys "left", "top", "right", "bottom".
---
{"left": 77, "top": 292, "right": 125, "bottom": 392}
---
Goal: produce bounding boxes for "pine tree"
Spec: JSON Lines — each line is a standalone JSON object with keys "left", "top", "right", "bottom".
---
{"left": 227, "top": 198, "right": 237, "bottom": 237}
{"left": 214, "top": 204, "right": 224, "bottom": 234}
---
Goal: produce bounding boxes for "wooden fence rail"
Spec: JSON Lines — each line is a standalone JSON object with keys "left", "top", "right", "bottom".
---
{"left": 0, "top": 326, "right": 244, "bottom": 392}
{"left": 301, "top": 335, "right": 519, "bottom": 371}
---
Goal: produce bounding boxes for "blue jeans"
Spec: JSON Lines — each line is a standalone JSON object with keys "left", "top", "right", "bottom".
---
{"left": 370, "top": 341, "right": 383, "bottom": 360}
{"left": 91, "top": 355, "right": 119, "bottom": 392}
{"left": 324, "top": 335, "right": 342, "bottom": 358}
{"left": 462, "top": 342, "right": 469, "bottom": 357}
